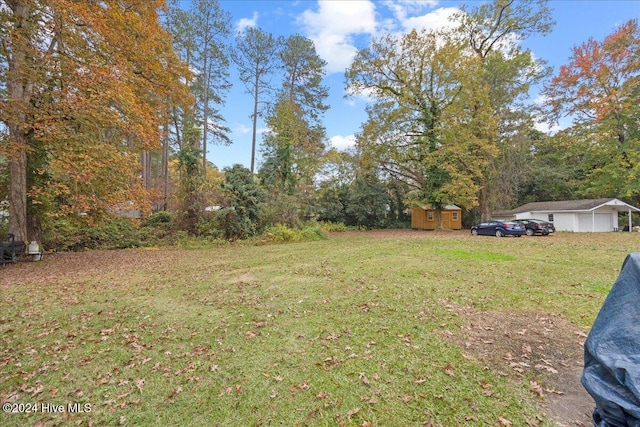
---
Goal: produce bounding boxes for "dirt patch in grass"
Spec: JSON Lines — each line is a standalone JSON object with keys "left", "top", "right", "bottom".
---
{"left": 439, "top": 306, "right": 594, "bottom": 426}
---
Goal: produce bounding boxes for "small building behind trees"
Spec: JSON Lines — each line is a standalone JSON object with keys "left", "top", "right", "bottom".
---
{"left": 411, "top": 205, "right": 462, "bottom": 230}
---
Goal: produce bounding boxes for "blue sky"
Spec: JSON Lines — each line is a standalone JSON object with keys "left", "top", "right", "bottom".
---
{"left": 209, "top": 0, "right": 640, "bottom": 170}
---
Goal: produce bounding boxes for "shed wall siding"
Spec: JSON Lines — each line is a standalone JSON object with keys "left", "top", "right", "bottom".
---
{"left": 411, "top": 208, "right": 462, "bottom": 230}
{"left": 441, "top": 211, "right": 462, "bottom": 230}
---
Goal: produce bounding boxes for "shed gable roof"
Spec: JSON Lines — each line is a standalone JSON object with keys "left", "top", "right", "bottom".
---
{"left": 415, "top": 204, "right": 461, "bottom": 211}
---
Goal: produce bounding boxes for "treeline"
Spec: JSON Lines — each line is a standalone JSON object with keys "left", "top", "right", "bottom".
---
{"left": 1, "top": 0, "right": 639, "bottom": 248}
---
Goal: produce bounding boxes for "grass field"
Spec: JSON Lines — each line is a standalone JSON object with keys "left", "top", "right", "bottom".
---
{"left": 1, "top": 230, "right": 638, "bottom": 426}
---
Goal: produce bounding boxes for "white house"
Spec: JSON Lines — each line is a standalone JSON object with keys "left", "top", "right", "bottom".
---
{"left": 493, "top": 198, "right": 640, "bottom": 232}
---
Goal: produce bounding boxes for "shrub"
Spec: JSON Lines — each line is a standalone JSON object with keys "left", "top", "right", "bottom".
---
{"left": 43, "top": 217, "right": 143, "bottom": 251}
{"left": 316, "top": 221, "right": 348, "bottom": 232}
{"left": 218, "top": 165, "right": 266, "bottom": 240}
{"left": 90, "top": 218, "right": 142, "bottom": 249}
{"left": 299, "top": 226, "right": 327, "bottom": 241}
{"left": 139, "top": 212, "right": 175, "bottom": 244}
{"left": 258, "top": 224, "right": 327, "bottom": 245}
{"left": 314, "top": 221, "right": 368, "bottom": 232}
{"left": 145, "top": 211, "right": 174, "bottom": 226}
{"left": 42, "top": 218, "right": 86, "bottom": 252}
{"left": 196, "top": 211, "right": 224, "bottom": 240}
{"left": 0, "top": 221, "right": 8, "bottom": 238}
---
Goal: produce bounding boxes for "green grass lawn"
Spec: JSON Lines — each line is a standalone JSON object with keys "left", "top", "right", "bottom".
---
{"left": 1, "top": 231, "right": 637, "bottom": 426}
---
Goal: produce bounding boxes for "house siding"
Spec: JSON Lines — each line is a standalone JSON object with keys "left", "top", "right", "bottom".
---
{"left": 576, "top": 213, "right": 615, "bottom": 232}
{"left": 493, "top": 198, "right": 640, "bottom": 233}
{"left": 550, "top": 213, "right": 573, "bottom": 232}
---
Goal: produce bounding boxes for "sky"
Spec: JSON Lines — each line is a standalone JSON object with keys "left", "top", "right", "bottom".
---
{"left": 207, "top": 0, "right": 640, "bottom": 171}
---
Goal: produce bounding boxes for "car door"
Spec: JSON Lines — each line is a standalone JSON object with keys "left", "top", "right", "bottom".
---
{"left": 480, "top": 221, "right": 495, "bottom": 235}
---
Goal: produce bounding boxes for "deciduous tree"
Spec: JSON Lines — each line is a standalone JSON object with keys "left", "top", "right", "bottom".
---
{"left": 452, "top": 0, "right": 554, "bottom": 218}
{"left": 543, "top": 19, "right": 640, "bottom": 202}
{"left": 259, "top": 35, "right": 329, "bottom": 225}
{"left": 347, "top": 29, "right": 480, "bottom": 210}
{"left": 0, "top": 0, "right": 191, "bottom": 241}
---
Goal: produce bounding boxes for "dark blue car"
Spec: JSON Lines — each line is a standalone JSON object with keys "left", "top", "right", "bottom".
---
{"left": 471, "top": 220, "right": 526, "bottom": 237}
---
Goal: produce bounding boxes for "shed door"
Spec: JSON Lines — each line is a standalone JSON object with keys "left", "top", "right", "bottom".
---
{"left": 441, "top": 211, "right": 459, "bottom": 229}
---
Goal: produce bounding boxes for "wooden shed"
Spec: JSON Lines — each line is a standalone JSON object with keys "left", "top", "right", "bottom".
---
{"left": 411, "top": 205, "right": 462, "bottom": 230}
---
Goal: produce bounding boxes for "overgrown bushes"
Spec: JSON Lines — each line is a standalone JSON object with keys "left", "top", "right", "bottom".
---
{"left": 37, "top": 162, "right": 401, "bottom": 252}
{"left": 43, "top": 217, "right": 142, "bottom": 251}
{"left": 40, "top": 215, "right": 358, "bottom": 251}
{"left": 258, "top": 223, "right": 327, "bottom": 244}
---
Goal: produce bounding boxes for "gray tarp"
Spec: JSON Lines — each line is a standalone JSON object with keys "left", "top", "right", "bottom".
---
{"left": 582, "top": 252, "right": 640, "bottom": 426}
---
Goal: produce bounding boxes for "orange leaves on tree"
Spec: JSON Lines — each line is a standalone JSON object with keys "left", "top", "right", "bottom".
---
{"left": 3, "top": 0, "right": 193, "bottom": 223}
{"left": 544, "top": 19, "right": 640, "bottom": 125}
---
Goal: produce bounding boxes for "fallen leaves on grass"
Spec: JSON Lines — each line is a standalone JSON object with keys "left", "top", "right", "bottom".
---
{"left": 291, "top": 380, "right": 310, "bottom": 392}
{"left": 135, "top": 378, "right": 145, "bottom": 394}
{"left": 168, "top": 386, "right": 182, "bottom": 399}
{"left": 529, "top": 381, "right": 545, "bottom": 398}
{"left": 498, "top": 416, "right": 513, "bottom": 426}
{"left": 443, "top": 363, "right": 455, "bottom": 377}
{"left": 317, "top": 356, "right": 341, "bottom": 370}
{"left": 359, "top": 373, "right": 370, "bottom": 386}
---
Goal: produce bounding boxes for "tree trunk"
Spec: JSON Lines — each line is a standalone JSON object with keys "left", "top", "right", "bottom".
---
{"left": 250, "top": 71, "right": 259, "bottom": 174}
{"left": 479, "top": 186, "right": 491, "bottom": 221}
{"left": 141, "top": 150, "right": 149, "bottom": 189}
{"left": 6, "top": 1, "right": 33, "bottom": 242}
{"left": 201, "top": 10, "right": 211, "bottom": 178}
{"left": 8, "top": 151, "right": 28, "bottom": 241}
{"left": 162, "top": 112, "right": 170, "bottom": 211}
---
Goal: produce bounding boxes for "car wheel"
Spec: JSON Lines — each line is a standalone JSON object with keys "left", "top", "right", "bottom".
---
{"left": 526, "top": 229, "right": 534, "bottom": 236}
{"left": 471, "top": 229, "right": 478, "bottom": 236}
{"left": 495, "top": 230, "right": 503, "bottom": 237}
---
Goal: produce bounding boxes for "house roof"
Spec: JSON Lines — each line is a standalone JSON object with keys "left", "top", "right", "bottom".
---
{"left": 495, "top": 198, "right": 640, "bottom": 215}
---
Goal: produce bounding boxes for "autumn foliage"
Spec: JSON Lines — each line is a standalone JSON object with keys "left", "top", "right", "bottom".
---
{"left": 545, "top": 19, "right": 640, "bottom": 126}
{"left": 543, "top": 19, "right": 640, "bottom": 202}
{"left": 1, "top": 0, "right": 191, "bottom": 240}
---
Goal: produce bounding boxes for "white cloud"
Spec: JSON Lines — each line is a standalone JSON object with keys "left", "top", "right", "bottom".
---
{"left": 533, "top": 93, "right": 547, "bottom": 106}
{"left": 400, "top": 7, "right": 459, "bottom": 32}
{"left": 329, "top": 134, "right": 356, "bottom": 151}
{"left": 345, "top": 84, "right": 377, "bottom": 104}
{"left": 380, "top": 1, "right": 457, "bottom": 33}
{"left": 234, "top": 124, "right": 252, "bottom": 135}
{"left": 298, "top": 1, "right": 377, "bottom": 74}
{"left": 296, "top": 1, "right": 462, "bottom": 75}
{"left": 236, "top": 11, "right": 258, "bottom": 33}
{"left": 383, "top": 0, "right": 438, "bottom": 24}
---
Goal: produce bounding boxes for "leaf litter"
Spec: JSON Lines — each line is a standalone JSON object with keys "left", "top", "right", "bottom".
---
{"left": 436, "top": 305, "right": 594, "bottom": 426}
{"left": 1, "top": 237, "right": 610, "bottom": 426}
